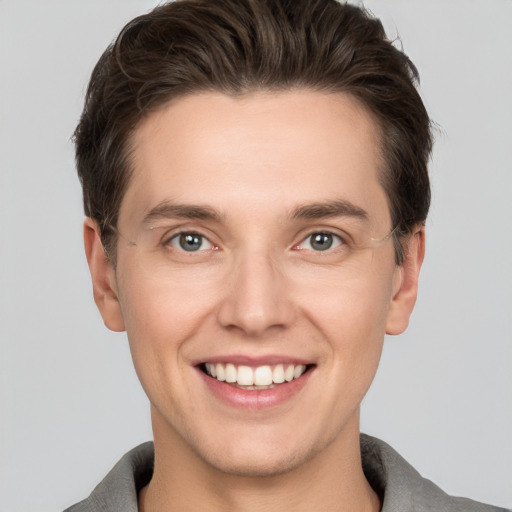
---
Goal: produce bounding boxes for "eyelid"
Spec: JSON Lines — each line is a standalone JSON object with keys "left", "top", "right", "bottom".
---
{"left": 292, "top": 224, "right": 353, "bottom": 249}
{"left": 167, "top": 231, "right": 214, "bottom": 251}
{"left": 150, "top": 223, "right": 354, "bottom": 253}
{"left": 154, "top": 224, "right": 220, "bottom": 252}
{"left": 294, "top": 231, "right": 345, "bottom": 251}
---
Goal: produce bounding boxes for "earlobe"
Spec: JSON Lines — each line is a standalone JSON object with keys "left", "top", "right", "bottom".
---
{"left": 83, "top": 218, "right": 125, "bottom": 332}
{"left": 385, "top": 225, "right": 425, "bottom": 335}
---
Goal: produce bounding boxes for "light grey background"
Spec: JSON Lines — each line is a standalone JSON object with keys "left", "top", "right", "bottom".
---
{"left": 0, "top": 1, "right": 510, "bottom": 511}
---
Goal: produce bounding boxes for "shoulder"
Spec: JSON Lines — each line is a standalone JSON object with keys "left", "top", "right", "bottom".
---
{"left": 63, "top": 442, "right": 154, "bottom": 512}
{"left": 361, "top": 434, "right": 510, "bottom": 512}
{"left": 63, "top": 437, "right": 509, "bottom": 512}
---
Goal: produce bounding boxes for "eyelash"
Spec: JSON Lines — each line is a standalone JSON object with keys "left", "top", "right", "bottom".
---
{"left": 166, "top": 231, "right": 215, "bottom": 252}
{"left": 294, "top": 231, "right": 345, "bottom": 252}
{"left": 163, "top": 230, "right": 346, "bottom": 254}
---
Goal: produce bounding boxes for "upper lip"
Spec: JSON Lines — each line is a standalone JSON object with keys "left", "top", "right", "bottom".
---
{"left": 191, "top": 355, "right": 314, "bottom": 367}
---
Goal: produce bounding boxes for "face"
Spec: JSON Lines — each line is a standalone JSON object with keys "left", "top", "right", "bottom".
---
{"left": 85, "top": 90, "right": 423, "bottom": 477}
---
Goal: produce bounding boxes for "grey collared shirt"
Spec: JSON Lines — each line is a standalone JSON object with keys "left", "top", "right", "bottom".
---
{"left": 64, "top": 435, "right": 510, "bottom": 511}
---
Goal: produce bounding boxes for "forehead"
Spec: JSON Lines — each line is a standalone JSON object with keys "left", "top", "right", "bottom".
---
{"left": 119, "top": 90, "right": 388, "bottom": 230}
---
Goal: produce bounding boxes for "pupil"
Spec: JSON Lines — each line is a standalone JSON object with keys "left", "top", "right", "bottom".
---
{"left": 180, "top": 233, "right": 202, "bottom": 251}
{"left": 311, "top": 233, "right": 332, "bottom": 251}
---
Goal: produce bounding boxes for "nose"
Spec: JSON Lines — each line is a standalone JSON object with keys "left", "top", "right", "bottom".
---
{"left": 216, "top": 249, "right": 295, "bottom": 337}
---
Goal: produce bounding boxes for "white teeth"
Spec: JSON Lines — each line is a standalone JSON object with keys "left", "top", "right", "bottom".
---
{"left": 254, "top": 365, "right": 273, "bottom": 386}
{"left": 205, "top": 362, "right": 308, "bottom": 387}
{"left": 215, "top": 363, "right": 225, "bottom": 382}
{"left": 237, "top": 366, "right": 254, "bottom": 386}
{"left": 225, "top": 363, "right": 237, "bottom": 383}
{"left": 294, "top": 365, "right": 306, "bottom": 379}
{"left": 272, "top": 364, "right": 285, "bottom": 383}
{"left": 205, "top": 363, "right": 215, "bottom": 377}
{"left": 284, "top": 364, "right": 295, "bottom": 382}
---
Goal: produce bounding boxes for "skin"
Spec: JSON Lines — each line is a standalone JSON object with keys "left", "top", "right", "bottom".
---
{"left": 84, "top": 90, "right": 424, "bottom": 512}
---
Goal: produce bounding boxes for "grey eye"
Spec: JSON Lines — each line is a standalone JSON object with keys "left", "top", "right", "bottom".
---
{"left": 311, "top": 233, "right": 333, "bottom": 251}
{"left": 169, "top": 232, "right": 212, "bottom": 252}
{"left": 300, "top": 232, "right": 342, "bottom": 251}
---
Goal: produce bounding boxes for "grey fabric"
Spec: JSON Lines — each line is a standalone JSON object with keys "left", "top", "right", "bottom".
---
{"left": 64, "top": 442, "right": 153, "bottom": 512}
{"left": 360, "top": 436, "right": 510, "bottom": 512}
{"left": 64, "top": 435, "right": 510, "bottom": 511}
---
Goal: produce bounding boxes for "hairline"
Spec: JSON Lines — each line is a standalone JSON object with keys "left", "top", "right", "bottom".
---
{"left": 103, "top": 86, "right": 406, "bottom": 266}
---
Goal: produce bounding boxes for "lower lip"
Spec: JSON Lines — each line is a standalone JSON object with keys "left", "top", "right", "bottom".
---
{"left": 197, "top": 367, "right": 314, "bottom": 410}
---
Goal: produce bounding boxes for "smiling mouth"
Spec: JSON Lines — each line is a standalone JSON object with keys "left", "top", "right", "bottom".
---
{"left": 199, "top": 362, "right": 313, "bottom": 390}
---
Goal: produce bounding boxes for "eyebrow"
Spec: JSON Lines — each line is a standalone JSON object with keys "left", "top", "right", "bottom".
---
{"left": 290, "top": 200, "right": 369, "bottom": 221}
{"left": 141, "top": 198, "right": 368, "bottom": 226}
{"left": 142, "top": 201, "right": 222, "bottom": 225}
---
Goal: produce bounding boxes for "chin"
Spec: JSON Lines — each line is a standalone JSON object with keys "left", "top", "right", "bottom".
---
{"left": 192, "top": 427, "right": 333, "bottom": 478}
{"left": 200, "top": 446, "right": 310, "bottom": 478}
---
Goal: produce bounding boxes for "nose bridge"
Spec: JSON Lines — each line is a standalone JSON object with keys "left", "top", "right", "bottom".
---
{"left": 216, "top": 245, "right": 293, "bottom": 336}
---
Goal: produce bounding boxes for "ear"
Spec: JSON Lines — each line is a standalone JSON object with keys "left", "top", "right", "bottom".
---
{"left": 83, "top": 218, "right": 125, "bottom": 332}
{"left": 386, "top": 225, "right": 425, "bottom": 335}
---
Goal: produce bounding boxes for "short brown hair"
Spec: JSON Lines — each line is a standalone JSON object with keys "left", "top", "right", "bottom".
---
{"left": 74, "top": 0, "right": 432, "bottom": 264}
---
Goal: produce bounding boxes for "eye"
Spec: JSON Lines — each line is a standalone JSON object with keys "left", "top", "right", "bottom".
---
{"left": 168, "top": 232, "right": 213, "bottom": 252}
{"left": 297, "top": 232, "right": 343, "bottom": 252}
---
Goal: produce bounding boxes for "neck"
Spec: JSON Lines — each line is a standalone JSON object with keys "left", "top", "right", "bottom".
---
{"left": 139, "top": 411, "right": 380, "bottom": 512}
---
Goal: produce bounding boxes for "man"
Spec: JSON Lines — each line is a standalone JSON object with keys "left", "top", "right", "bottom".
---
{"left": 65, "top": 0, "right": 508, "bottom": 510}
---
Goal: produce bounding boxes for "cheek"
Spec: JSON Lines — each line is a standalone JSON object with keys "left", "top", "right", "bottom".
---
{"left": 114, "top": 263, "right": 218, "bottom": 397}
{"left": 298, "top": 266, "right": 395, "bottom": 336}
{"left": 117, "top": 257, "right": 219, "bottom": 336}
{"left": 319, "top": 287, "right": 387, "bottom": 370}
{"left": 299, "top": 269, "right": 394, "bottom": 381}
